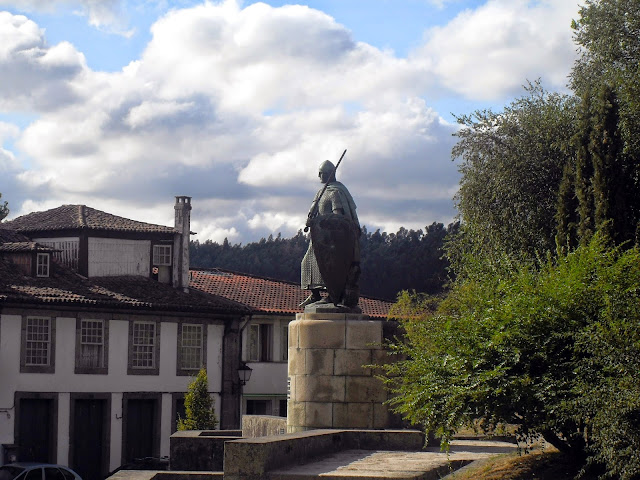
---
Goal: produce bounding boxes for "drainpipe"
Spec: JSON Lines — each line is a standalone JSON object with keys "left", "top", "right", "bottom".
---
{"left": 237, "top": 315, "right": 253, "bottom": 420}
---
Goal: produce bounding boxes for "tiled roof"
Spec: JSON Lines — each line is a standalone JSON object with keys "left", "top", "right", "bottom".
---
{"left": 0, "top": 257, "right": 248, "bottom": 314}
{"left": 0, "top": 242, "right": 59, "bottom": 253}
{"left": 0, "top": 228, "right": 31, "bottom": 243}
{"left": 189, "top": 268, "right": 393, "bottom": 319}
{"left": 3, "top": 205, "right": 176, "bottom": 234}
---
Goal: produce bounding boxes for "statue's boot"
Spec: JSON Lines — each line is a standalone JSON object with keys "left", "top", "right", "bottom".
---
{"left": 299, "top": 289, "right": 321, "bottom": 307}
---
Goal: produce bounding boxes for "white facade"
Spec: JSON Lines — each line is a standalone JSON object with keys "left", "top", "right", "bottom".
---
{"left": 88, "top": 238, "right": 151, "bottom": 277}
{"left": 33, "top": 238, "right": 80, "bottom": 271}
{"left": 0, "top": 311, "right": 225, "bottom": 473}
{"left": 241, "top": 315, "right": 290, "bottom": 417}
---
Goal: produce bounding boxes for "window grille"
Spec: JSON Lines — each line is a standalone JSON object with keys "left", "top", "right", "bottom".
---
{"left": 25, "top": 317, "right": 51, "bottom": 366}
{"left": 247, "top": 324, "right": 273, "bottom": 362}
{"left": 153, "top": 245, "right": 172, "bottom": 266}
{"left": 180, "top": 324, "right": 203, "bottom": 370}
{"left": 79, "top": 319, "right": 104, "bottom": 368}
{"left": 36, "top": 253, "right": 50, "bottom": 277}
{"left": 132, "top": 321, "right": 156, "bottom": 368}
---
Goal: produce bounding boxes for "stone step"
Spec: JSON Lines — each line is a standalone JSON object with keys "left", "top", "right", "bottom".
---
{"left": 268, "top": 441, "right": 518, "bottom": 480}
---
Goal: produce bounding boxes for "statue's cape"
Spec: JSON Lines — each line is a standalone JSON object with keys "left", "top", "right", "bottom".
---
{"left": 323, "top": 182, "right": 360, "bottom": 228}
{"left": 310, "top": 214, "right": 358, "bottom": 304}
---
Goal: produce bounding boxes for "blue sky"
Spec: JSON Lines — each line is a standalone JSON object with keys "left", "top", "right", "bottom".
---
{"left": 0, "top": 0, "right": 582, "bottom": 243}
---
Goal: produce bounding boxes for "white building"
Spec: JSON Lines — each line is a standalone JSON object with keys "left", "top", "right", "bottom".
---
{"left": 0, "top": 197, "right": 394, "bottom": 479}
{"left": 0, "top": 198, "right": 249, "bottom": 479}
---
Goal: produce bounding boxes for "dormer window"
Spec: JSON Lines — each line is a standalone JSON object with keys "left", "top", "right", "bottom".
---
{"left": 37, "top": 253, "right": 50, "bottom": 277}
{"left": 153, "top": 245, "right": 172, "bottom": 266}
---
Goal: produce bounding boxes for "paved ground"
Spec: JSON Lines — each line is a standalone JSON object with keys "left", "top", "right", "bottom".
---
{"left": 269, "top": 440, "right": 519, "bottom": 480}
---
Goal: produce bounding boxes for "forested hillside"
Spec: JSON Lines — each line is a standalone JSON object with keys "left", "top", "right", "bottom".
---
{"left": 190, "top": 221, "right": 458, "bottom": 300}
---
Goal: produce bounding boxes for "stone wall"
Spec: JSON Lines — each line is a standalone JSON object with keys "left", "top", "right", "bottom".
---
{"left": 241, "top": 415, "right": 287, "bottom": 438}
{"left": 169, "top": 430, "right": 242, "bottom": 471}
{"left": 224, "top": 429, "right": 425, "bottom": 480}
{"left": 287, "top": 313, "right": 402, "bottom": 432}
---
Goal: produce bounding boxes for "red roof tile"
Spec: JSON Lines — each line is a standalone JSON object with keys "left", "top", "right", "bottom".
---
{"left": 3, "top": 205, "right": 176, "bottom": 234}
{"left": 189, "top": 268, "right": 393, "bottom": 318}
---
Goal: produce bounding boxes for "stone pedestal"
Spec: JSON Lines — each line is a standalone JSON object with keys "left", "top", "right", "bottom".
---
{"left": 287, "top": 312, "right": 396, "bottom": 433}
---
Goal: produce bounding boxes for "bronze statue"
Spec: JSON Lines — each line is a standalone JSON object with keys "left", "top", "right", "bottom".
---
{"left": 301, "top": 152, "right": 361, "bottom": 311}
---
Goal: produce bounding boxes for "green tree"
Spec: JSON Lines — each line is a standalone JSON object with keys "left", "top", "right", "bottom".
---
{"left": 567, "top": 0, "right": 640, "bottom": 246}
{"left": 451, "top": 82, "right": 577, "bottom": 270}
{"left": 0, "top": 193, "right": 8, "bottom": 222}
{"left": 382, "top": 234, "right": 640, "bottom": 477}
{"left": 177, "top": 367, "right": 218, "bottom": 431}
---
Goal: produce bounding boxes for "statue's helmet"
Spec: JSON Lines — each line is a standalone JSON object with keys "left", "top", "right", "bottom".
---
{"left": 319, "top": 160, "right": 335, "bottom": 174}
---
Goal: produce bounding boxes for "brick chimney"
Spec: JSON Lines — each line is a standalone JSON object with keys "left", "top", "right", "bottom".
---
{"left": 173, "top": 196, "right": 192, "bottom": 292}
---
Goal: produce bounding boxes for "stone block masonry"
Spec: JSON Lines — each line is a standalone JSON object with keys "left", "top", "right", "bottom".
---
{"left": 287, "top": 313, "right": 402, "bottom": 432}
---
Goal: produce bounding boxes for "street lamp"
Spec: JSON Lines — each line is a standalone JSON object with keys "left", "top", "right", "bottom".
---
{"left": 238, "top": 361, "right": 253, "bottom": 386}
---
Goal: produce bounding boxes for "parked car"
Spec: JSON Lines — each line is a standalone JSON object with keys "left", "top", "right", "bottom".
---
{"left": 0, "top": 464, "right": 82, "bottom": 480}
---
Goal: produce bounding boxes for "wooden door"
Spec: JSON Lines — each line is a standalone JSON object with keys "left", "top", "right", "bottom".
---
{"left": 72, "top": 399, "right": 106, "bottom": 480}
{"left": 19, "top": 398, "right": 53, "bottom": 462}
{"left": 124, "top": 399, "right": 156, "bottom": 462}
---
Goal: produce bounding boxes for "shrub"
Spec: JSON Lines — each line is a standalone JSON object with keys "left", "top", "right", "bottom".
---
{"left": 381, "top": 233, "right": 640, "bottom": 477}
{"left": 178, "top": 367, "right": 218, "bottom": 431}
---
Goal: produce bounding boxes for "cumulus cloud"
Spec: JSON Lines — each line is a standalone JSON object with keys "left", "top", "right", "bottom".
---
{"left": 2, "top": 0, "right": 581, "bottom": 242}
{"left": 0, "top": 0, "right": 133, "bottom": 35}
{"left": 413, "top": 0, "right": 577, "bottom": 100}
{"left": 0, "top": 12, "right": 87, "bottom": 111}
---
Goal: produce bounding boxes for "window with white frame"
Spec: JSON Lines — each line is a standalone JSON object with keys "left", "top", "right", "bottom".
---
{"left": 25, "top": 317, "right": 51, "bottom": 365}
{"left": 131, "top": 321, "right": 156, "bottom": 369}
{"left": 77, "top": 319, "right": 106, "bottom": 371}
{"left": 36, "top": 253, "right": 50, "bottom": 277}
{"left": 180, "top": 323, "right": 203, "bottom": 371}
{"left": 153, "top": 245, "right": 172, "bottom": 266}
{"left": 21, "top": 316, "right": 55, "bottom": 373}
{"left": 247, "top": 323, "right": 273, "bottom": 362}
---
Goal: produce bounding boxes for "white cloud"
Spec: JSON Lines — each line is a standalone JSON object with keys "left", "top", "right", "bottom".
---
{"left": 126, "top": 100, "right": 196, "bottom": 128}
{"left": 0, "top": 12, "right": 87, "bottom": 111}
{"left": 1, "top": 0, "right": 582, "bottom": 242}
{"left": 0, "top": 0, "right": 134, "bottom": 35}
{"left": 413, "top": 0, "right": 578, "bottom": 99}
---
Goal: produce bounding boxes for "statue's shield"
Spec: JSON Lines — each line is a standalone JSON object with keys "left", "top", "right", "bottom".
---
{"left": 310, "top": 214, "right": 357, "bottom": 304}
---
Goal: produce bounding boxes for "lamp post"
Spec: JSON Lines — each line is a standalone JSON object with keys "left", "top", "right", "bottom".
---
{"left": 238, "top": 361, "right": 253, "bottom": 386}
{"left": 237, "top": 361, "right": 253, "bottom": 423}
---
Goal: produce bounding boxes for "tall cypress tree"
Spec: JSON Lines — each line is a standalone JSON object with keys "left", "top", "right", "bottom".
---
{"left": 590, "top": 84, "right": 624, "bottom": 240}
{"left": 555, "top": 162, "right": 579, "bottom": 253}
{"left": 568, "top": 0, "right": 640, "bottom": 247}
{"left": 573, "top": 90, "right": 595, "bottom": 245}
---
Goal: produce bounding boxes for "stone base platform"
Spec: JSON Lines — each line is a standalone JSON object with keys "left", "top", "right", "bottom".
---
{"left": 287, "top": 313, "right": 400, "bottom": 433}
{"left": 269, "top": 440, "right": 519, "bottom": 480}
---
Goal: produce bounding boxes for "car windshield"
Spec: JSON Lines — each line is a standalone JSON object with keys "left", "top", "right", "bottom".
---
{"left": 0, "top": 466, "right": 26, "bottom": 480}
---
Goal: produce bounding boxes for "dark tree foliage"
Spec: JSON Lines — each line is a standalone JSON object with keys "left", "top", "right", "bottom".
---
{"left": 564, "top": 0, "right": 640, "bottom": 246}
{"left": 0, "top": 193, "right": 8, "bottom": 222}
{"left": 190, "top": 222, "right": 457, "bottom": 300}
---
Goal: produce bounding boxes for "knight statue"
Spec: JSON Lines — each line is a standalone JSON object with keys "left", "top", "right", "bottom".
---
{"left": 300, "top": 155, "right": 361, "bottom": 311}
